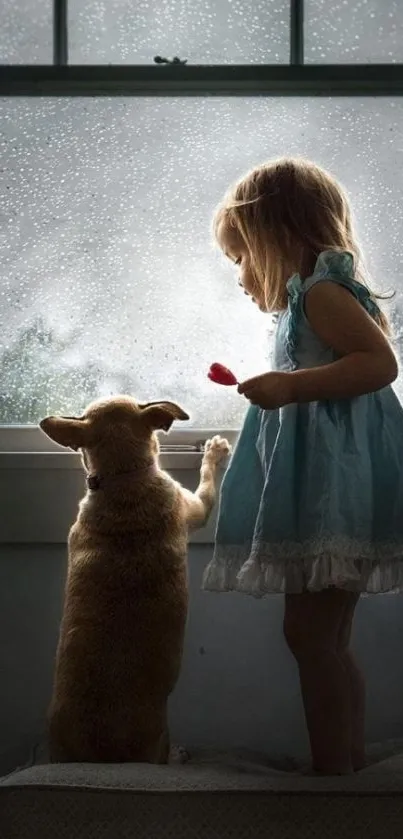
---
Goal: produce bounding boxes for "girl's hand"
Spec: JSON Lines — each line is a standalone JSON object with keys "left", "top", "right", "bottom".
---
{"left": 238, "top": 372, "right": 294, "bottom": 409}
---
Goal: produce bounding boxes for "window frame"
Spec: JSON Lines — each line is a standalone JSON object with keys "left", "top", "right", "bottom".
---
{"left": 0, "top": 425, "right": 240, "bottom": 458}
{"left": 1, "top": 0, "right": 403, "bottom": 454}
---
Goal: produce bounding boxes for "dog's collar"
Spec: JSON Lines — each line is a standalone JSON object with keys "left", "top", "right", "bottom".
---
{"left": 86, "top": 462, "right": 155, "bottom": 492}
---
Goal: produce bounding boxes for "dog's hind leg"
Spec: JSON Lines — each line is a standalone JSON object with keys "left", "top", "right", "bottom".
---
{"left": 157, "top": 727, "right": 170, "bottom": 764}
{"left": 169, "top": 743, "right": 190, "bottom": 764}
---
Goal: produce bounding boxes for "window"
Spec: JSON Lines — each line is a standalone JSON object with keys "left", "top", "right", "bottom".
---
{"left": 69, "top": 0, "right": 290, "bottom": 65}
{"left": 0, "top": 1, "right": 53, "bottom": 64}
{"left": 306, "top": 0, "right": 403, "bottom": 64}
{"left": 1, "top": 1, "right": 403, "bottom": 447}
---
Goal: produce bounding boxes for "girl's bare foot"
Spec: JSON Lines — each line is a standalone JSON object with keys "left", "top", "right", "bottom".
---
{"left": 284, "top": 590, "right": 364, "bottom": 777}
{"left": 312, "top": 764, "right": 354, "bottom": 776}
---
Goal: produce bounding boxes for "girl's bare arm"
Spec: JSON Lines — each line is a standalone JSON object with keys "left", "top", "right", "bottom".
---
{"left": 288, "top": 281, "right": 398, "bottom": 403}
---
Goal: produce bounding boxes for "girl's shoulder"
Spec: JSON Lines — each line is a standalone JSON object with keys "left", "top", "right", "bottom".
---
{"left": 277, "top": 251, "right": 382, "bottom": 371}
{"left": 287, "top": 250, "right": 380, "bottom": 320}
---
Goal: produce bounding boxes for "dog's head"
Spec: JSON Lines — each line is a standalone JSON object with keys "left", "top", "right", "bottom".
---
{"left": 39, "top": 396, "right": 189, "bottom": 473}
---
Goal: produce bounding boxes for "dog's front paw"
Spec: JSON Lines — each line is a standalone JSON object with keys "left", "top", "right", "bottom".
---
{"left": 204, "top": 435, "right": 231, "bottom": 465}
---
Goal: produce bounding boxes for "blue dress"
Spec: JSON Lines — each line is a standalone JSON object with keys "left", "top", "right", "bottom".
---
{"left": 203, "top": 251, "right": 403, "bottom": 596}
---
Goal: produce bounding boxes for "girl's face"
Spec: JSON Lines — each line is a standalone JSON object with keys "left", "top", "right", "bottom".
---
{"left": 226, "top": 241, "right": 267, "bottom": 312}
{"left": 219, "top": 222, "right": 267, "bottom": 310}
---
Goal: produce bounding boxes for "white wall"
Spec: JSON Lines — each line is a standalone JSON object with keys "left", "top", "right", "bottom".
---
{"left": 1, "top": 543, "right": 403, "bottom": 776}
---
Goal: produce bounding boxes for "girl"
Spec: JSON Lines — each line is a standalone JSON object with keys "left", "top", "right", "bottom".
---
{"left": 203, "top": 157, "right": 403, "bottom": 776}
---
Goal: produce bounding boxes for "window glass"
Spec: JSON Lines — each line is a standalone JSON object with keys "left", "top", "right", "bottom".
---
{"left": 306, "top": 0, "right": 403, "bottom": 63}
{"left": 1, "top": 97, "right": 403, "bottom": 426}
{"left": 68, "top": 0, "right": 290, "bottom": 64}
{"left": 0, "top": 0, "right": 52, "bottom": 64}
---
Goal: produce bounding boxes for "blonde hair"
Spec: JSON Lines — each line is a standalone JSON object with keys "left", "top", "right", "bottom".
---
{"left": 213, "top": 157, "right": 391, "bottom": 334}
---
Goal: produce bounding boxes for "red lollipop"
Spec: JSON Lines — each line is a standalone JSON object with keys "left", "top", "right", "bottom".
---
{"left": 208, "top": 362, "right": 238, "bottom": 387}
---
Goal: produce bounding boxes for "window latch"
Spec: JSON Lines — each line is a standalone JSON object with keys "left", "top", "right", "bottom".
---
{"left": 154, "top": 55, "right": 188, "bottom": 66}
{"left": 159, "top": 440, "right": 206, "bottom": 454}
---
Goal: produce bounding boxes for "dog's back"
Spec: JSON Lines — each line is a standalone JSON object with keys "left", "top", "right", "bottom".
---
{"left": 52, "top": 490, "right": 188, "bottom": 761}
{"left": 42, "top": 397, "right": 191, "bottom": 763}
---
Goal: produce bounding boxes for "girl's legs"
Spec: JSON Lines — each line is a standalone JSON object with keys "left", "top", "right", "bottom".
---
{"left": 283, "top": 588, "right": 364, "bottom": 774}
{"left": 337, "top": 592, "right": 366, "bottom": 771}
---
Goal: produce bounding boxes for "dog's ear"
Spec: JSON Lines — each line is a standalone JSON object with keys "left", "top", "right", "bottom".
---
{"left": 39, "top": 416, "right": 90, "bottom": 451}
{"left": 142, "top": 401, "right": 189, "bottom": 433}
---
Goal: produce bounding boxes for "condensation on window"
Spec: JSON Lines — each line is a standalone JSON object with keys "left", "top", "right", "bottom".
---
{"left": 0, "top": 0, "right": 52, "bottom": 64}
{"left": 68, "top": 0, "right": 289, "bottom": 64}
{"left": 306, "top": 0, "right": 403, "bottom": 63}
{"left": 0, "top": 97, "right": 403, "bottom": 426}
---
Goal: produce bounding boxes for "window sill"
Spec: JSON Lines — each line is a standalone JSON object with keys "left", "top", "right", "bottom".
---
{"left": 0, "top": 427, "right": 238, "bottom": 455}
{"left": 0, "top": 451, "right": 209, "bottom": 471}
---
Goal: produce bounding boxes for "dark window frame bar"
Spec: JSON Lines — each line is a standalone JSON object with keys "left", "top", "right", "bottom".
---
{"left": 53, "top": 0, "right": 68, "bottom": 65}
{"left": 1, "top": 64, "right": 403, "bottom": 97}
{"left": 1, "top": 0, "right": 403, "bottom": 96}
{"left": 290, "top": 0, "right": 304, "bottom": 65}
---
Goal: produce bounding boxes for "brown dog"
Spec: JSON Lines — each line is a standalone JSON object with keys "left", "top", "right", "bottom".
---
{"left": 40, "top": 396, "right": 230, "bottom": 764}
